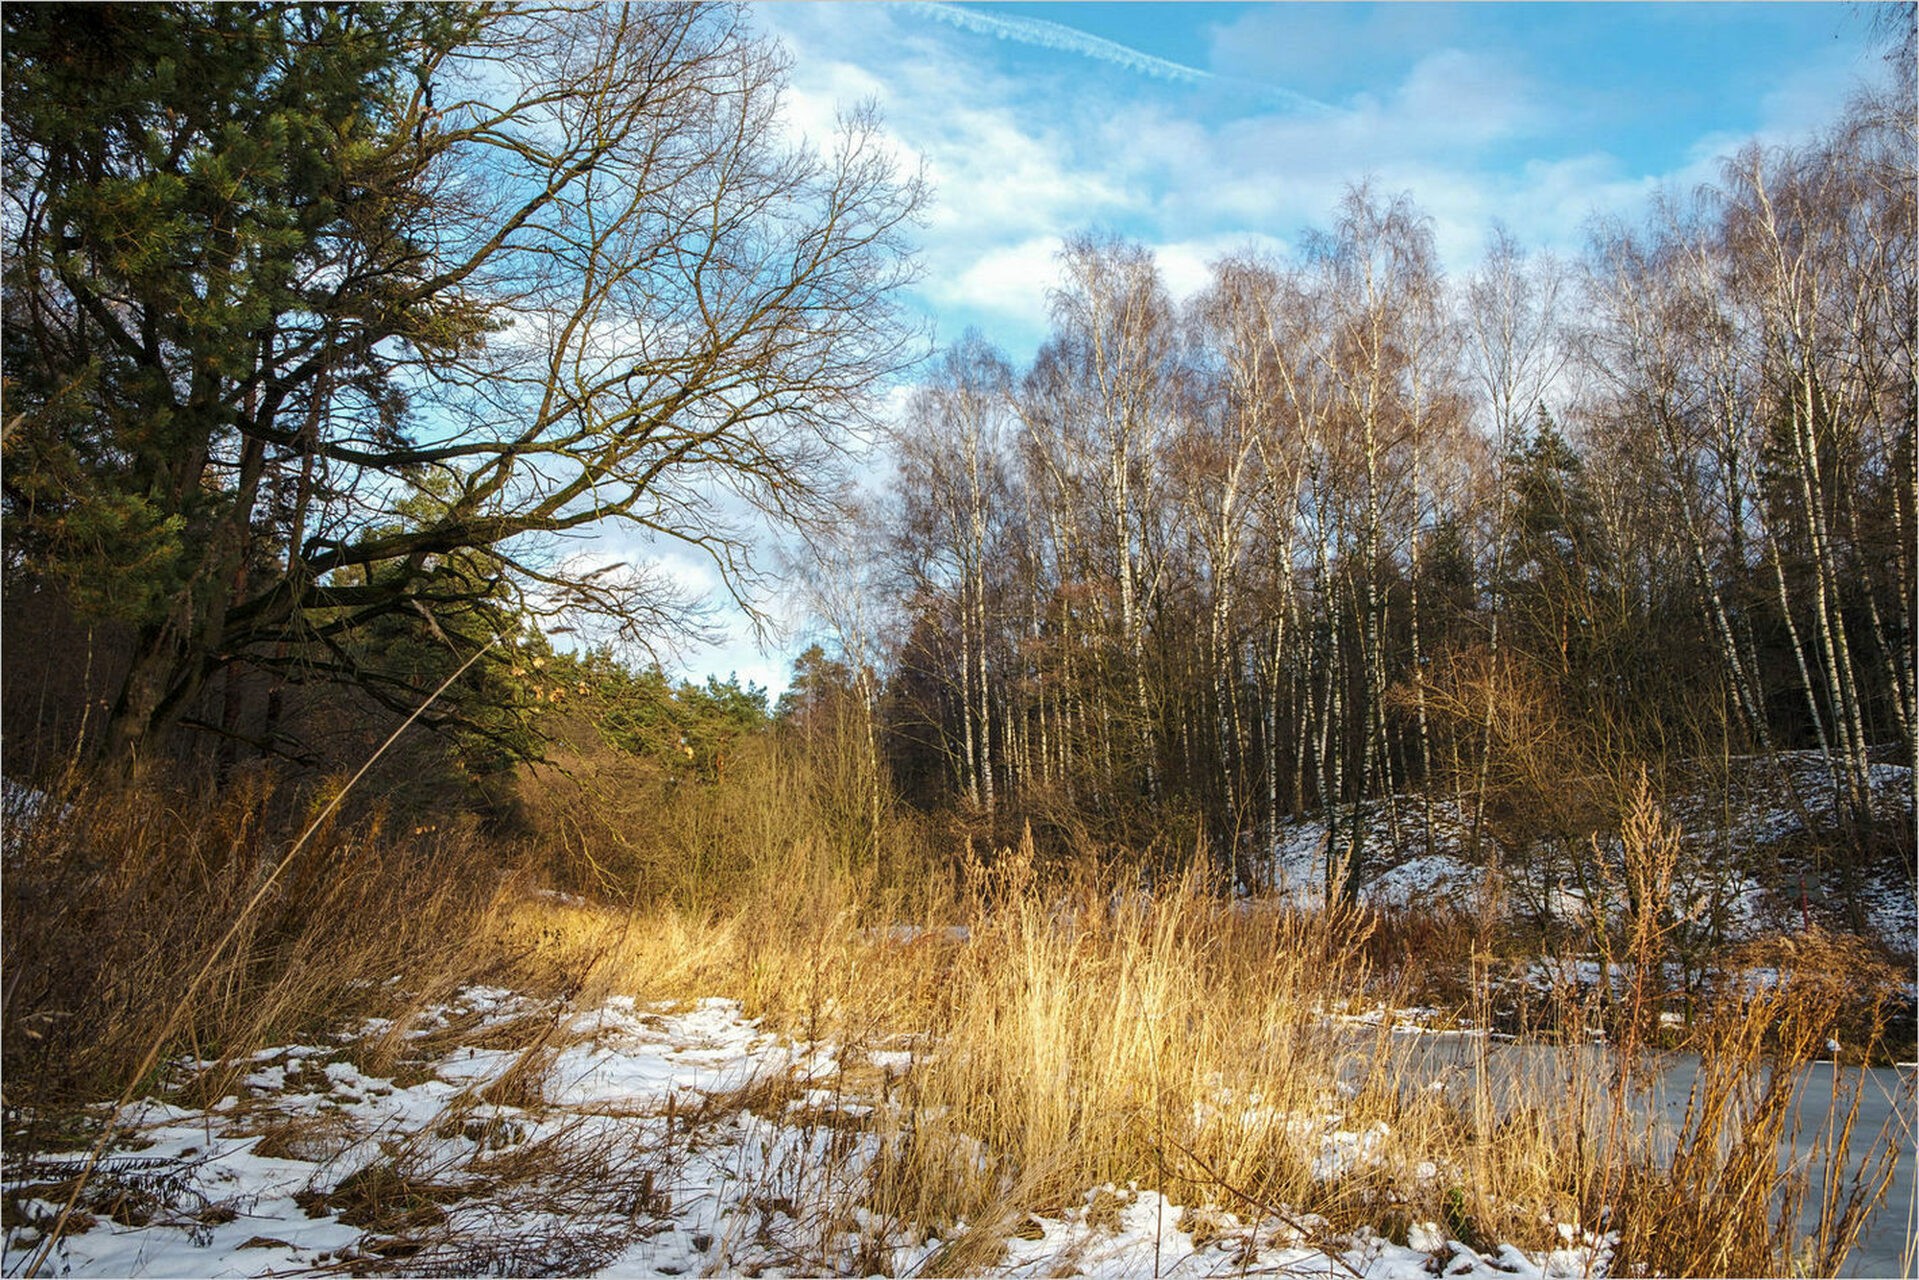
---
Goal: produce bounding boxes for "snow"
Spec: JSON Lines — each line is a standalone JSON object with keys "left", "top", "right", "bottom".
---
{"left": 1, "top": 779, "right": 62, "bottom": 854}
{"left": 942, "top": 1185, "right": 1614, "bottom": 1280}
{"left": 1264, "top": 753, "right": 1915, "bottom": 957}
{"left": 1267, "top": 795, "right": 1492, "bottom": 916}
{"left": 864, "top": 923, "right": 974, "bottom": 946}
{"left": 1368, "top": 852, "right": 1486, "bottom": 910}
{"left": 4, "top": 988, "right": 1614, "bottom": 1280}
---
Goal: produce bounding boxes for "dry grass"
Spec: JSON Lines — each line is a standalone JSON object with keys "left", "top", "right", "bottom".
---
{"left": 0, "top": 766, "right": 518, "bottom": 1112}
{"left": 482, "top": 821, "right": 1901, "bottom": 1276}
{"left": 4, "top": 762, "right": 1903, "bottom": 1278}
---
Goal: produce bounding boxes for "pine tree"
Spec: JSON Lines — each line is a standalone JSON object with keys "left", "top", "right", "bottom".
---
{"left": 3, "top": 3, "right": 925, "bottom": 773}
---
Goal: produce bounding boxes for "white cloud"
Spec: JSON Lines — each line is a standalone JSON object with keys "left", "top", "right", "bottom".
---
{"left": 777, "top": 61, "right": 892, "bottom": 150}
{"left": 920, "top": 107, "right": 1127, "bottom": 242}
{"left": 907, "top": 2, "right": 1334, "bottom": 117}
{"left": 1203, "top": 4, "right": 1473, "bottom": 106}
{"left": 924, "top": 236, "right": 1061, "bottom": 322}
{"left": 1151, "top": 232, "right": 1292, "bottom": 303}
{"left": 759, "top": 6, "right": 1632, "bottom": 351}
{"left": 1392, "top": 49, "right": 1538, "bottom": 148}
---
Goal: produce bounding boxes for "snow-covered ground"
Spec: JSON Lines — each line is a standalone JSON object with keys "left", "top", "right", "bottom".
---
{"left": 1265, "top": 754, "right": 1915, "bottom": 957}
{"left": 3, "top": 989, "right": 1615, "bottom": 1279}
{"left": 1, "top": 779, "right": 57, "bottom": 851}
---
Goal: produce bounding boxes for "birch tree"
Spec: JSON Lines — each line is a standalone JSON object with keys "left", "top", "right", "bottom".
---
{"left": 890, "top": 336, "right": 1017, "bottom": 812}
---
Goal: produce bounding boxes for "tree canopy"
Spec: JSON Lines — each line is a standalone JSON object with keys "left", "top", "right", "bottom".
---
{"left": 3, "top": 2, "right": 925, "bottom": 770}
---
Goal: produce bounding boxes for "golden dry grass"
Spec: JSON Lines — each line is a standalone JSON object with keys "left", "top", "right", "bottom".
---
{"left": 3, "top": 764, "right": 1901, "bottom": 1277}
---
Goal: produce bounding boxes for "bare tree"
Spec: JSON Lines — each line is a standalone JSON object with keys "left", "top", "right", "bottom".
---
{"left": 1036, "top": 235, "right": 1180, "bottom": 801}
{"left": 1315, "top": 186, "right": 1446, "bottom": 886}
{"left": 4, "top": 3, "right": 927, "bottom": 770}
{"left": 1185, "top": 256, "right": 1288, "bottom": 855}
{"left": 890, "top": 335, "right": 1018, "bottom": 813}
{"left": 1463, "top": 228, "right": 1570, "bottom": 859}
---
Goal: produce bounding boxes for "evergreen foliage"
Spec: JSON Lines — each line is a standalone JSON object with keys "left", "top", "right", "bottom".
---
{"left": 2, "top": 2, "right": 923, "bottom": 773}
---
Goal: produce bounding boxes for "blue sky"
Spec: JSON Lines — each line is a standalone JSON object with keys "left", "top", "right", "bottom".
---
{"left": 665, "top": 1, "right": 1889, "bottom": 694}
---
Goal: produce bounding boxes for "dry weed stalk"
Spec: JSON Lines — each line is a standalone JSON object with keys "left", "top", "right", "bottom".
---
{"left": 17, "top": 640, "right": 502, "bottom": 1276}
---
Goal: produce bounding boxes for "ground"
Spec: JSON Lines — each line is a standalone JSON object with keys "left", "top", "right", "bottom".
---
{"left": 1266, "top": 754, "right": 1916, "bottom": 958}
{"left": 4, "top": 989, "right": 1617, "bottom": 1279}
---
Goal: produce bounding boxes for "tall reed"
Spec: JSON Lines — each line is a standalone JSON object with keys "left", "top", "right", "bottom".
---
{"left": 7, "top": 755, "right": 1901, "bottom": 1278}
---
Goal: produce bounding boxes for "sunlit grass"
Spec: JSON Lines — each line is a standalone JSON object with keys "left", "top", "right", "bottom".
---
{"left": 3, "top": 766, "right": 1900, "bottom": 1276}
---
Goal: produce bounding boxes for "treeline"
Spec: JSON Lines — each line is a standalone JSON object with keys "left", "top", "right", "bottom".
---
{"left": 867, "top": 90, "right": 1914, "bottom": 879}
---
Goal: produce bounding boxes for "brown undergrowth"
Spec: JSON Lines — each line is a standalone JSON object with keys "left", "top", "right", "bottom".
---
{"left": 1, "top": 766, "right": 520, "bottom": 1113}
{"left": 3, "top": 766, "right": 1904, "bottom": 1277}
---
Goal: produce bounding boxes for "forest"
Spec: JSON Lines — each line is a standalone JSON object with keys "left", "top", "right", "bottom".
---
{"left": 1, "top": 4, "right": 1913, "bottom": 1278}
{"left": 871, "top": 160, "right": 1912, "bottom": 884}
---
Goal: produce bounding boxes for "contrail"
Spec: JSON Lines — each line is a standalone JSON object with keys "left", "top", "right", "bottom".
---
{"left": 908, "top": 2, "right": 1333, "bottom": 116}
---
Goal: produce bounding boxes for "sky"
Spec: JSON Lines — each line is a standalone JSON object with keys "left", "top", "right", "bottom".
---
{"left": 651, "top": 1, "right": 1890, "bottom": 697}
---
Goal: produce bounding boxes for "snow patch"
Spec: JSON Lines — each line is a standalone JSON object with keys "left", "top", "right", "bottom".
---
{"left": 4, "top": 987, "right": 1614, "bottom": 1280}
